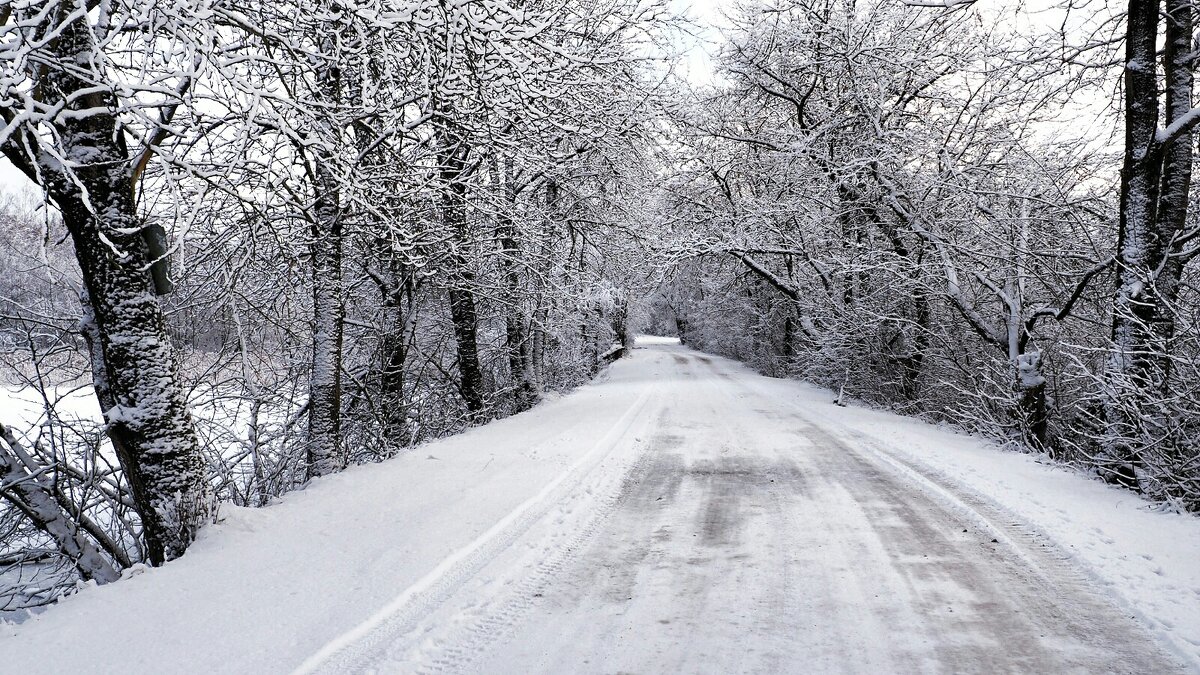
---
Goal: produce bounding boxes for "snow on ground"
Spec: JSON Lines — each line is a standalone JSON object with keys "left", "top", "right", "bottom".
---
{"left": 631, "top": 335, "right": 682, "bottom": 345}
{"left": 0, "top": 337, "right": 1196, "bottom": 673}
{"left": 763, "top": 373, "right": 1200, "bottom": 666}
{"left": 0, "top": 343, "right": 668, "bottom": 673}
{"left": 0, "top": 384, "right": 102, "bottom": 429}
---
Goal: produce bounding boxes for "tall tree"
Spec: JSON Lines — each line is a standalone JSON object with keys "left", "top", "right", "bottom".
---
{"left": 304, "top": 4, "right": 350, "bottom": 477}
{"left": 1103, "top": 0, "right": 1198, "bottom": 489}
{"left": 0, "top": 1, "right": 213, "bottom": 563}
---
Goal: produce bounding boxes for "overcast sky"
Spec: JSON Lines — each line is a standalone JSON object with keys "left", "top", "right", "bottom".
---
{"left": 673, "top": 0, "right": 729, "bottom": 84}
{"left": 0, "top": 155, "right": 29, "bottom": 197}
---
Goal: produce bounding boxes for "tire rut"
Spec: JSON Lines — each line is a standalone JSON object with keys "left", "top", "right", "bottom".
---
{"left": 713, "top": 357, "right": 1186, "bottom": 673}
{"left": 297, "top": 384, "right": 661, "bottom": 674}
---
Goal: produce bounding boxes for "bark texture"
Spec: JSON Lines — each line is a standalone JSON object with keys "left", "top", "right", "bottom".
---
{"left": 1104, "top": 0, "right": 1194, "bottom": 487}
{"left": 0, "top": 3, "right": 213, "bottom": 564}
{"left": 441, "top": 138, "right": 486, "bottom": 415}
{"left": 498, "top": 157, "right": 537, "bottom": 410}
{"left": 305, "top": 18, "right": 348, "bottom": 478}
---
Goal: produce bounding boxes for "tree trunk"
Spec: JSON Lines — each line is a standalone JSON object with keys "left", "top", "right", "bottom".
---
{"left": 306, "top": 158, "right": 346, "bottom": 477}
{"left": 529, "top": 180, "right": 561, "bottom": 386}
{"left": 836, "top": 185, "right": 865, "bottom": 307}
{"left": 1148, "top": 0, "right": 1194, "bottom": 486}
{"left": 441, "top": 139, "right": 486, "bottom": 415}
{"left": 1015, "top": 352, "right": 1049, "bottom": 449}
{"left": 0, "top": 5, "right": 213, "bottom": 564}
{"left": 898, "top": 284, "right": 930, "bottom": 403}
{"left": 613, "top": 294, "right": 632, "bottom": 349}
{"left": 782, "top": 313, "right": 797, "bottom": 359}
{"left": 1103, "top": 0, "right": 1188, "bottom": 489}
{"left": 448, "top": 283, "right": 485, "bottom": 414}
{"left": 497, "top": 157, "right": 536, "bottom": 409}
{"left": 846, "top": 181, "right": 929, "bottom": 401}
{"left": 377, "top": 270, "right": 414, "bottom": 437}
{"left": 306, "top": 29, "right": 347, "bottom": 478}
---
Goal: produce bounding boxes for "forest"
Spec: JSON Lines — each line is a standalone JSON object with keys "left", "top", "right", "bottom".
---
{"left": 1, "top": 0, "right": 1198, "bottom": 617}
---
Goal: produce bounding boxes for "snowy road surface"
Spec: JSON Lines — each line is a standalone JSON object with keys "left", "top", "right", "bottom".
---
{"left": 4, "top": 338, "right": 1198, "bottom": 673}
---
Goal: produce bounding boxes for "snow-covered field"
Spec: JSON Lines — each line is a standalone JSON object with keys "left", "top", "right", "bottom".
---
{"left": 2, "top": 338, "right": 1197, "bottom": 673}
{"left": 0, "top": 383, "right": 102, "bottom": 429}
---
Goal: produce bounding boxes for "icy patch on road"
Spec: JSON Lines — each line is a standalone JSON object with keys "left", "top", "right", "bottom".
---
{"left": 729, "top": 355, "right": 1200, "bottom": 669}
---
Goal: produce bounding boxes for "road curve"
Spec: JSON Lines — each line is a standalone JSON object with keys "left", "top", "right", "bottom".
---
{"left": 318, "top": 341, "right": 1184, "bottom": 674}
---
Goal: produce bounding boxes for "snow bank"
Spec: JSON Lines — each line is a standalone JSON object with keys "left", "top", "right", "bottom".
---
{"left": 0, "top": 385, "right": 102, "bottom": 428}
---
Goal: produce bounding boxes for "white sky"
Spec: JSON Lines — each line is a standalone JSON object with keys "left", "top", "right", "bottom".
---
{"left": 672, "top": 0, "right": 729, "bottom": 85}
{"left": 0, "top": 156, "right": 31, "bottom": 197}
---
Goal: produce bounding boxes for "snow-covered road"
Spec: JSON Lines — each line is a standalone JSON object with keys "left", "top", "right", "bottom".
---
{"left": 309, "top": 340, "right": 1181, "bottom": 673}
{"left": 4, "top": 338, "right": 1197, "bottom": 673}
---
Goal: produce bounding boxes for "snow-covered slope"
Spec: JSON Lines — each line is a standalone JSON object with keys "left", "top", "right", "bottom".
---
{"left": 2, "top": 338, "right": 1197, "bottom": 673}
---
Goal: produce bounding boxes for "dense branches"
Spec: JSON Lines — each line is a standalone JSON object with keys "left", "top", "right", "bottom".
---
{"left": 4, "top": 0, "right": 1197, "bottom": 622}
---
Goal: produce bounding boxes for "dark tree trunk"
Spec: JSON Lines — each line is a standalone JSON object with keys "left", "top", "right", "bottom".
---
{"left": 440, "top": 139, "right": 486, "bottom": 415}
{"left": 836, "top": 185, "right": 866, "bottom": 307}
{"left": 448, "top": 278, "right": 485, "bottom": 414}
{"left": 845, "top": 183, "right": 930, "bottom": 401}
{"left": 377, "top": 270, "right": 414, "bottom": 436}
{"left": 497, "top": 157, "right": 536, "bottom": 410}
{"left": 1103, "top": 0, "right": 1191, "bottom": 489}
{"left": 898, "top": 284, "right": 930, "bottom": 403}
{"left": 782, "top": 313, "right": 797, "bottom": 358}
{"left": 380, "top": 329, "right": 406, "bottom": 400}
{"left": 674, "top": 315, "right": 689, "bottom": 344}
{"left": 364, "top": 239, "right": 421, "bottom": 445}
{"left": 1155, "top": 0, "right": 1193, "bottom": 346}
{"left": 306, "top": 158, "right": 346, "bottom": 477}
{"left": 613, "top": 295, "right": 632, "bottom": 349}
{"left": 1015, "top": 352, "right": 1049, "bottom": 449}
{"left": 0, "top": 5, "right": 213, "bottom": 564}
{"left": 529, "top": 180, "right": 561, "bottom": 385}
{"left": 1145, "top": 0, "right": 1196, "bottom": 488}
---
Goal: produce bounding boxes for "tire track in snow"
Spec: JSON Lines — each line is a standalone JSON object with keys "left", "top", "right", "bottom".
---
{"left": 701, "top": 353, "right": 1188, "bottom": 671}
{"left": 417, "top": 353, "right": 727, "bottom": 674}
{"left": 705, "top": 353, "right": 1100, "bottom": 585}
{"left": 843, "top": 430, "right": 1196, "bottom": 670}
{"left": 412, "top": 418, "right": 666, "bottom": 673}
{"left": 470, "top": 352, "right": 833, "bottom": 673}
{"left": 291, "top": 379, "right": 662, "bottom": 675}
